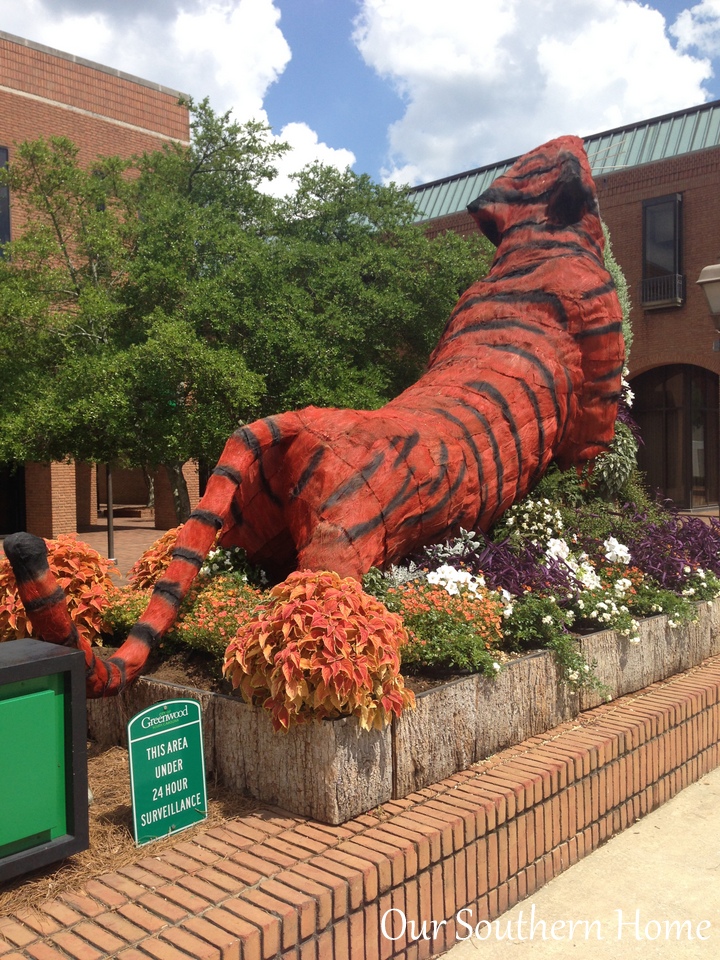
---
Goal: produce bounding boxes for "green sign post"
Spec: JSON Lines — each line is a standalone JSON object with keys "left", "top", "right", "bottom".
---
{"left": 127, "top": 699, "right": 207, "bottom": 846}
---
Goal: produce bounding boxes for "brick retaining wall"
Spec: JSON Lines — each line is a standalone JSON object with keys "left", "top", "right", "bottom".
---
{"left": 3, "top": 655, "right": 720, "bottom": 958}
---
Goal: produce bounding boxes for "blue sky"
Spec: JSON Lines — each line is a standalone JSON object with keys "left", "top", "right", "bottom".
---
{"left": 2, "top": 0, "right": 720, "bottom": 192}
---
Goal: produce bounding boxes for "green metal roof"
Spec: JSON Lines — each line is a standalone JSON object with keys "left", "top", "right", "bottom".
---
{"left": 410, "top": 99, "right": 720, "bottom": 223}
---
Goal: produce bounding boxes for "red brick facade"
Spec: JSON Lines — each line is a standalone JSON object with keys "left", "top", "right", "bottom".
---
{"left": 0, "top": 32, "right": 195, "bottom": 537}
{"left": 596, "top": 146, "right": 720, "bottom": 378}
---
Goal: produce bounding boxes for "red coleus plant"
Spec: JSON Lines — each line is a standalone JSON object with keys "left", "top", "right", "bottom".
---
{"left": 127, "top": 525, "right": 183, "bottom": 589}
{"left": 0, "top": 534, "right": 118, "bottom": 644}
{"left": 223, "top": 569, "right": 416, "bottom": 732}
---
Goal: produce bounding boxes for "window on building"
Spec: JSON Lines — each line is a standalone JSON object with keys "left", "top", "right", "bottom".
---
{"left": 641, "top": 194, "right": 683, "bottom": 308}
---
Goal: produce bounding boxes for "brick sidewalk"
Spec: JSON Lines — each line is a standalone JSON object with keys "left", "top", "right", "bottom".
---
{"left": 0, "top": 518, "right": 167, "bottom": 584}
{"left": 76, "top": 517, "right": 167, "bottom": 582}
{"left": 2, "top": 655, "right": 720, "bottom": 959}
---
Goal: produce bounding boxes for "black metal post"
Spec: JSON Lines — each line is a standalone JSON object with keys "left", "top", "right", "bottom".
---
{"left": 106, "top": 463, "right": 115, "bottom": 561}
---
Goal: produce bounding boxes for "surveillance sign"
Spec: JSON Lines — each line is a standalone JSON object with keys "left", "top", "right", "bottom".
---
{"left": 127, "top": 699, "right": 207, "bottom": 846}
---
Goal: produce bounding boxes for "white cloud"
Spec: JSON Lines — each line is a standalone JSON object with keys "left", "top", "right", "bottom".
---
{"left": 264, "top": 123, "right": 357, "bottom": 196}
{"left": 0, "top": 0, "right": 356, "bottom": 185}
{"left": 172, "top": 0, "right": 291, "bottom": 119}
{"left": 671, "top": 0, "right": 720, "bottom": 57}
{"left": 354, "top": 0, "right": 713, "bottom": 185}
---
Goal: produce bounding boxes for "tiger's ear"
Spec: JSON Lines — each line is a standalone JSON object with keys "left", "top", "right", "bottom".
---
{"left": 546, "top": 153, "right": 595, "bottom": 226}
{"left": 467, "top": 189, "right": 503, "bottom": 247}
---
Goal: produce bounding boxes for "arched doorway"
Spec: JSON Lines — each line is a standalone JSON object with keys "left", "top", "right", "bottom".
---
{"left": 633, "top": 364, "right": 719, "bottom": 509}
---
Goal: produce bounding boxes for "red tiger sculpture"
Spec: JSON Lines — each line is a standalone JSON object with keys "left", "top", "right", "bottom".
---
{"left": 5, "top": 135, "right": 625, "bottom": 697}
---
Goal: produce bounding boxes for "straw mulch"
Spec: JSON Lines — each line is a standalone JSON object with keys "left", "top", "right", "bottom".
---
{"left": 0, "top": 742, "right": 261, "bottom": 916}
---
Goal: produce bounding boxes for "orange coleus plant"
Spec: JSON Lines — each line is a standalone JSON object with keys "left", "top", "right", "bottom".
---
{"left": 223, "top": 570, "right": 416, "bottom": 732}
{"left": 0, "top": 534, "right": 118, "bottom": 644}
{"left": 127, "top": 525, "right": 183, "bottom": 589}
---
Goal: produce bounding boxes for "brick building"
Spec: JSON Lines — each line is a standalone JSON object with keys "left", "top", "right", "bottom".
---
{"left": 410, "top": 101, "right": 720, "bottom": 510}
{"left": 0, "top": 31, "right": 197, "bottom": 536}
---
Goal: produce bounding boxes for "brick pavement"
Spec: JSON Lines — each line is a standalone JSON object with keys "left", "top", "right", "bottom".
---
{"left": 0, "top": 516, "right": 167, "bottom": 584}
{"left": 1, "top": 655, "right": 720, "bottom": 958}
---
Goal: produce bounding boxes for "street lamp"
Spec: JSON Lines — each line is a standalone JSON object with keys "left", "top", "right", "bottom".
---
{"left": 697, "top": 263, "right": 720, "bottom": 315}
{"left": 697, "top": 263, "right": 720, "bottom": 517}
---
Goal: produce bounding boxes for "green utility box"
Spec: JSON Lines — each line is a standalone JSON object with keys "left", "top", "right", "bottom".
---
{"left": 0, "top": 638, "right": 88, "bottom": 883}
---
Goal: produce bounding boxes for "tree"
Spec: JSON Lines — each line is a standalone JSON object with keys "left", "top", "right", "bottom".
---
{"left": 0, "top": 105, "right": 273, "bottom": 516}
{"left": 248, "top": 163, "right": 493, "bottom": 413}
{"left": 0, "top": 100, "right": 493, "bottom": 521}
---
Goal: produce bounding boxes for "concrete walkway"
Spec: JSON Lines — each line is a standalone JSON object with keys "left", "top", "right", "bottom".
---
{"left": 440, "top": 764, "right": 720, "bottom": 959}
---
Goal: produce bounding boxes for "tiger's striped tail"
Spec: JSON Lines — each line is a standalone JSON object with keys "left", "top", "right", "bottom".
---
{"left": 3, "top": 532, "right": 106, "bottom": 687}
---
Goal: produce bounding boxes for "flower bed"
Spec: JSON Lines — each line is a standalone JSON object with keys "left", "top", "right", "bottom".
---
{"left": 87, "top": 597, "right": 720, "bottom": 823}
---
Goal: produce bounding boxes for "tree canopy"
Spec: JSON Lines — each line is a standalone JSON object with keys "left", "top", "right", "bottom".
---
{"left": 0, "top": 99, "right": 493, "bottom": 520}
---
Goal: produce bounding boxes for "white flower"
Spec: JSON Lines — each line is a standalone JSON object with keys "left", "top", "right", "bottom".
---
{"left": 426, "top": 564, "right": 484, "bottom": 597}
{"left": 492, "top": 662, "right": 501, "bottom": 672}
{"left": 576, "top": 563, "right": 602, "bottom": 590}
{"left": 546, "top": 538, "right": 571, "bottom": 562}
{"left": 542, "top": 615, "right": 553, "bottom": 625}
{"left": 684, "top": 565, "right": 692, "bottom": 575}
{"left": 614, "top": 578, "right": 632, "bottom": 595}
{"left": 603, "top": 537, "right": 631, "bottom": 565}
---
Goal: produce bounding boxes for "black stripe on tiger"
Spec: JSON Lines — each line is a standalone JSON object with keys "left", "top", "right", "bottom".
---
{"left": 455, "top": 399, "right": 505, "bottom": 516}
{"left": 447, "top": 290, "right": 570, "bottom": 329}
{"left": 230, "top": 497, "right": 244, "bottom": 528}
{"left": 391, "top": 432, "right": 421, "bottom": 468}
{"left": 399, "top": 459, "right": 470, "bottom": 531}
{"left": 104, "top": 656, "right": 128, "bottom": 692}
{"left": 518, "top": 378, "right": 548, "bottom": 487}
{"left": 442, "top": 316, "right": 551, "bottom": 342}
{"left": 466, "top": 379, "right": 524, "bottom": 501}
{"left": 320, "top": 450, "right": 385, "bottom": 512}
{"left": 212, "top": 464, "right": 242, "bottom": 485}
{"left": 188, "top": 508, "right": 223, "bottom": 530}
{"left": 128, "top": 622, "right": 160, "bottom": 646}
{"left": 24, "top": 585, "right": 67, "bottom": 614}
{"left": 432, "top": 406, "right": 488, "bottom": 523}
{"left": 595, "top": 363, "right": 625, "bottom": 382}
{"left": 170, "top": 546, "right": 206, "bottom": 568}
{"left": 574, "top": 321, "right": 623, "bottom": 340}
{"left": 233, "top": 422, "right": 284, "bottom": 507}
{"left": 152, "top": 579, "right": 185, "bottom": 609}
{"left": 425, "top": 441, "right": 449, "bottom": 496}
{"left": 555, "top": 367, "right": 576, "bottom": 450}
{"left": 345, "top": 470, "right": 416, "bottom": 543}
{"left": 492, "top": 237, "right": 605, "bottom": 270}
{"left": 498, "top": 221, "right": 604, "bottom": 261}
{"left": 481, "top": 344, "right": 563, "bottom": 437}
{"left": 289, "top": 446, "right": 326, "bottom": 500}
{"left": 580, "top": 279, "right": 617, "bottom": 299}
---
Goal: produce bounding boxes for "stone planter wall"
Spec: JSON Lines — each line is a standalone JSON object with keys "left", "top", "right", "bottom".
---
{"left": 86, "top": 599, "right": 720, "bottom": 824}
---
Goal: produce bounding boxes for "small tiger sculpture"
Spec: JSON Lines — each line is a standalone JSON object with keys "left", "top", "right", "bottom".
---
{"left": 6, "top": 135, "right": 625, "bottom": 697}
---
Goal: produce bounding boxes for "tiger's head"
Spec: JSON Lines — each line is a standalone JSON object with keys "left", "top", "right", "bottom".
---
{"left": 467, "top": 135, "right": 602, "bottom": 250}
